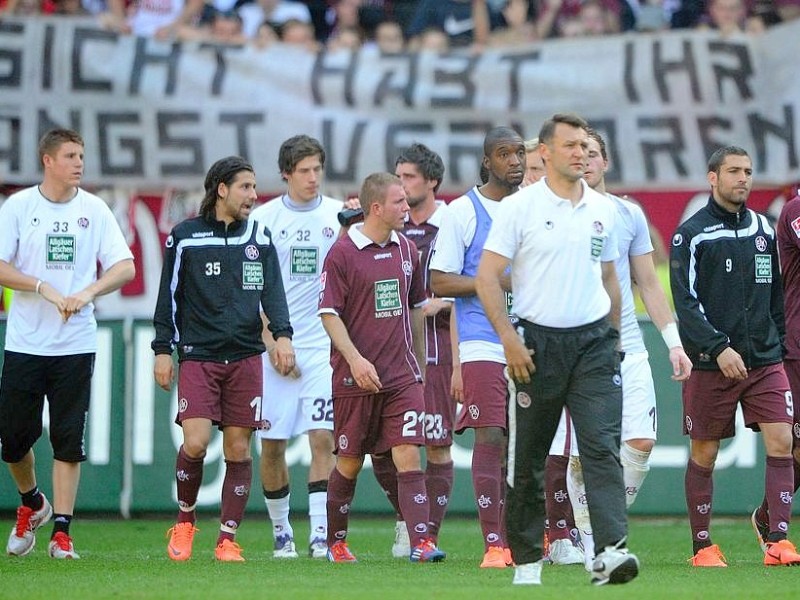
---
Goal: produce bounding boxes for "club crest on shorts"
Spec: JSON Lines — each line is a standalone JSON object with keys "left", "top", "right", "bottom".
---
{"left": 178, "top": 397, "right": 188, "bottom": 413}
{"left": 685, "top": 415, "right": 693, "bottom": 432}
{"left": 338, "top": 434, "right": 349, "bottom": 450}
{"left": 516, "top": 391, "right": 531, "bottom": 408}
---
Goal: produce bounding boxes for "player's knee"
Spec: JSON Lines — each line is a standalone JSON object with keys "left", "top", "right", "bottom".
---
{"left": 308, "top": 431, "right": 334, "bottom": 456}
{"left": 260, "top": 439, "right": 288, "bottom": 461}
{"left": 181, "top": 439, "right": 208, "bottom": 459}
{"left": 475, "top": 426, "right": 505, "bottom": 447}
{"left": 624, "top": 438, "right": 654, "bottom": 454}
{"left": 426, "top": 445, "right": 451, "bottom": 464}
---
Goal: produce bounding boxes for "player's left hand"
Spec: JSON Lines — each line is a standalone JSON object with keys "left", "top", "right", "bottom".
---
{"left": 669, "top": 346, "right": 693, "bottom": 381}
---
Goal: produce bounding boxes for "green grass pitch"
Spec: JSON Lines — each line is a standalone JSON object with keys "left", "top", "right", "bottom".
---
{"left": 0, "top": 515, "right": 797, "bottom": 599}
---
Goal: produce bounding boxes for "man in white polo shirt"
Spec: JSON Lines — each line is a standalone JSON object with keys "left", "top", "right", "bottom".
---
{"left": 476, "top": 113, "right": 638, "bottom": 587}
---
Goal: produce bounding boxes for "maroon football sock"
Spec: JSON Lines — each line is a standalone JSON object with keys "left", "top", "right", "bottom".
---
{"left": 685, "top": 458, "right": 714, "bottom": 550}
{"left": 545, "top": 454, "right": 573, "bottom": 542}
{"left": 326, "top": 468, "right": 356, "bottom": 547}
{"left": 217, "top": 458, "right": 252, "bottom": 545}
{"left": 175, "top": 445, "right": 204, "bottom": 525}
{"left": 472, "top": 442, "right": 505, "bottom": 550}
{"left": 397, "top": 469, "right": 430, "bottom": 547}
{"left": 765, "top": 455, "right": 794, "bottom": 541}
{"left": 372, "top": 454, "right": 402, "bottom": 520}
{"left": 425, "top": 460, "right": 454, "bottom": 542}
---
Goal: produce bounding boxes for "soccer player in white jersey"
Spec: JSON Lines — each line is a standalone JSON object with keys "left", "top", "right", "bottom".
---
{"left": 0, "top": 129, "right": 135, "bottom": 559}
{"left": 249, "top": 135, "right": 344, "bottom": 559}
{"left": 553, "top": 129, "right": 692, "bottom": 569}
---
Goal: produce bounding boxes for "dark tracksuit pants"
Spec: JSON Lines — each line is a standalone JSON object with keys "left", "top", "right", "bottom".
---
{"left": 506, "top": 317, "right": 627, "bottom": 565}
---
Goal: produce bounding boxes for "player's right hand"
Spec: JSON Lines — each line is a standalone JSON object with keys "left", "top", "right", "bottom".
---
{"left": 154, "top": 354, "right": 174, "bottom": 391}
{"left": 350, "top": 356, "right": 381, "bottom": 393}
{"left": 450, "top": 364, "right": 464, "bottom": 403}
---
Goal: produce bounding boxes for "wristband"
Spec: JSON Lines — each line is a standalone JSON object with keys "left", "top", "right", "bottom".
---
{"left": 661, "top": 322, "right": 682, "bottom": 349}
{"left": 35, "top": 279, "right": 43, "bottom": 295}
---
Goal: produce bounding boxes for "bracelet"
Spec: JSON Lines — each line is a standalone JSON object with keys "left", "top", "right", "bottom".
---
{"left": 35, "top": 279, "right": 43, "bottom": 295}
{"left": 661, "top": 322, "right": 682, "bottom": 349}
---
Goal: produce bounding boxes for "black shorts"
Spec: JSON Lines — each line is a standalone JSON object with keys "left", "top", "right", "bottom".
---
{"left": 0, "top": 351, "right": 95, "bottom": 463}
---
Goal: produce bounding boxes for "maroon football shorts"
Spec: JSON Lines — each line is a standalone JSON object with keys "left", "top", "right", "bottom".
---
{"left": 176, "top": 355, "right": 264, "bottom": 429}
{"left": 780, "top": 358, "right": 800, "bottom": 448}
{"left": 333, "top": 382, "right": 425, "bottom": 457}
{"left": 455, "top": 360, "right": 508, "bottom": 434}
{"left": 423, "top": 363, "right": 456, "bottom": 447}
{"left": 682, "top": 363, "right": 792, "bottom": 440}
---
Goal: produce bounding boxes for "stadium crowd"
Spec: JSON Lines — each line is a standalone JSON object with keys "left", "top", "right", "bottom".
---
{"left": 1, "top": 0, "right": 799, "bottom": 50}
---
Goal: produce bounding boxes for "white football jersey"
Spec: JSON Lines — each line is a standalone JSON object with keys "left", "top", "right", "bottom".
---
{"left": 250, "top": 194, "right": 342, "bottom": 349}
{"left": 0, "top": 186, "right": 133, "bottom": 355}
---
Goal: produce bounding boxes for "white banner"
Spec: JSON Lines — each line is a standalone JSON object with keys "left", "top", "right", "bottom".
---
{"left": 1, "top": 17, "right": 799, "bottom": 191}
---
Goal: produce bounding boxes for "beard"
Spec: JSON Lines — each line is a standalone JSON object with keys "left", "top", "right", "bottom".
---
{"left": 406, "top": 194, "right": 426, "bottom": 208}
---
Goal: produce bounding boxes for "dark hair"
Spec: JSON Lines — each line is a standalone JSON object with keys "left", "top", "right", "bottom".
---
{"left": 395, "top": 142, "right": 445, "bottom": 193}
{"left": 538, "top": 113, "right": 589, "bottom": 145}
{"left": 479, "top": 164, "right": 489, "bottom": 184}
{"left": 199, "top": 155, "right": 254, "bottom": 220}
{"left": 38, "top": 128, "right": 83, "bottom": 165}
{"left": 483, "top": 126, "right": 523, "bottom": 156}
{"left": 359, "top": 172, "right": 401, "bottom": 215}
{"left": 707, "top": 146, "right": 750, "bottom": 174}
{"left": 586, "top": 128, "right": 608, "bottom": 161}
{"left": 278, "top": 135, "right": 326, "bottom": 179}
